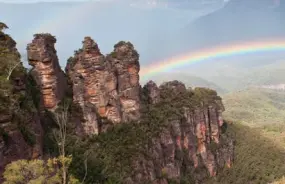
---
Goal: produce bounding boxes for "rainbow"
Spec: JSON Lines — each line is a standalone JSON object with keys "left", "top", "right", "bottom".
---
{"left": 140, "top": 39, "right": 285, "bottom": 79}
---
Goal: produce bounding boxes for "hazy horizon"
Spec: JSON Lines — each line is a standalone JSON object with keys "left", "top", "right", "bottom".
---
{"left": 2, "top": 0, "right": 285, "bottom": 89}
{"left": 1, "top": 0, "right": 226, "bottom": 67}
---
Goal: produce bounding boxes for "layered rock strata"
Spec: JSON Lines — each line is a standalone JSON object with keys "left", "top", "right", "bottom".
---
{"left": 27, "top": 34, "right": 67, "bottom": 110}
{"left": 64, "top": 38, "right": 234, "bottom": 182}
{"left": 66, "top": 37, "right": 119, "bottom": 135}
{"left": 106, "top": 41, "right": 141, "bottom": 122}
{"left": 66, "top": 38, "right": 141, "bottom": 135}
{"left": 0, "top": 24, "right": 235, "bottom": 184}
{"left": 124, "top": 81, "right": 234, "bottom": 183}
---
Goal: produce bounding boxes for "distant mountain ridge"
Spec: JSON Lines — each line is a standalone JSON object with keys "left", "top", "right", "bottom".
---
{"left": 130, "top": 0, "right": 225, "bottom": 9}
{"left": 223, "top": 0, "right": 280, "bottom": 10}
{"left": 148, "top": 72, "right": 228, "bottom": 94}
{"left": 258, "top": 84, "right": 285, "bottom": 91}
{"left": 178, "top": 0, "right": 285, "bottom": 50}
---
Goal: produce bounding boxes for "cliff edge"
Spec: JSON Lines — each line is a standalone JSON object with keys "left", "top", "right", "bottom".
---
{"left": 0, "top": 27, "right": 234, "bottom": 184}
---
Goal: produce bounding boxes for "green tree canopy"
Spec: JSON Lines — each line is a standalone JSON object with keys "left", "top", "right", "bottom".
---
{"left": 3, "top": 156, "right": 80, "bottom": 184}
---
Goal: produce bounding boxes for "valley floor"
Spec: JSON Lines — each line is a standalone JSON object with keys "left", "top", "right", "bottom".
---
{"left": 206, "top": 88, "right": 285, "bottom": 184}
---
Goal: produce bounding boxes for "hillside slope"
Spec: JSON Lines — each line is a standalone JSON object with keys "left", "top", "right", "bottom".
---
{"left": 181, "top": 0, "right": 285, "bottom": 48}
{"left": 222, "top": 88, "right": 285, "bottom": 124}
{"left": 205, "top": 88, "right": 285, "bottom": 184}
{"left": 197, "top": 59, "right": 285, "bottom": 92}
{"left": 206, "top": 122, "right": 285, "bottom": 184}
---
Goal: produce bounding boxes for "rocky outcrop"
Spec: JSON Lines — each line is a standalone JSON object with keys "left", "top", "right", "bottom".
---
{"left": 27, "top": 34, "right": 67, "bottom": 110}
{"left": 66, "top": 38, "right": 141, "bottom": 135}
{"left": 63, "top": 37, "right": 234, "bottom": 182}
{"left": 0, "top": 113, "right": 43, "bottom": 174}
{"left": 107, "top": 41, "right": 141, "bottom": 122}
{"left": 0, "top": 27, "right": 43, "bottom": 181}
{"left": 66, "top": 37, "right": 120, "bottom": 135}
{"left": 143, "top": 80, "right": 160, "bottom": 104}
{"left": 124, "top": 81, "right": 234, "bottom": 183}
{"left": 1, "top": 23, "right": 235, "bottom": 183}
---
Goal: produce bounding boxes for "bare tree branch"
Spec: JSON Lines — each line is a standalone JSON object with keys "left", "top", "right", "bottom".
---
{"left": 52, "top": 101, "right": 70, "bottom": 184}
{"left": 5, "top": 61, "right": 21, "bottom": 80}
{"left": 81, "top": 157, "right": 88, "bottom": 184}
{"left": 81, "top": 149, "right": 92, "bottom": 184}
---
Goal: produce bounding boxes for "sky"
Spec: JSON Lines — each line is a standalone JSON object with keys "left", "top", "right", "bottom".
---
{"left": 1, "top": 0, "right": 224, "bottom": 67}
{"left": 0, "top": 0, "right": 229, "bottom": 3}
{"left": 1, "top": 0, "right": 284, "bottom": 86}
{"left": 0, "top": 0, "right": 89, "bottom": 2}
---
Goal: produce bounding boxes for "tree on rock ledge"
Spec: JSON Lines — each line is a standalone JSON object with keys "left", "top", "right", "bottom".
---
{"left": 0, "top": 22, "right": 23, "bottom": 81}
{"left": 0, "top": 22, "right": 8, "bottom": 32}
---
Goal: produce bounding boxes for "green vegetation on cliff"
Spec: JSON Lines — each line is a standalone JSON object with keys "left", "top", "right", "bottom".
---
{"left": 0, "top": 23, "right": 38, "bottom": 146}
{"left": 5, "top": 18, "right": 285, "bottom": 184}
{"left": 63, "top": 85, "right": 223, "bottom": 183}
{"left": 3, "top": 157, "right": 80, "bottom": 184}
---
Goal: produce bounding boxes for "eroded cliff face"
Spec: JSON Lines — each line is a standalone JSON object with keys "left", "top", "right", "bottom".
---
{"left": 124, "top": 81, "right": 234, "bottom": 183}
{"left": 0, "top": 29, "right": 234, "bottom": 183}
{"left": 62, "top": 37, "right": 234, "bottom": 183}
{"left": 107, "top": 41, "right": 141, "bottom": 122}
{"left": 27, "top": 34, "right": 67, "bottom": 110}
{"left": 0, "top": 27, "right": 43, "bottom": 181}
{"left": 65, "top": 38, "right": 140, "bottom": 135}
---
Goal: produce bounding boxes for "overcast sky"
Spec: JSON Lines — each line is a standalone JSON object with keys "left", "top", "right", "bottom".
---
{"left": 0, "top": 0, "right": 93, "bottom": 3}
{"left": 0, "top": 0, "right": 231, "bottom": 3}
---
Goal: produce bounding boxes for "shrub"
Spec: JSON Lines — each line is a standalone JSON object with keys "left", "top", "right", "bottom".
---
{"left": 3, "top": 156, "right": 80, "bottom": 184}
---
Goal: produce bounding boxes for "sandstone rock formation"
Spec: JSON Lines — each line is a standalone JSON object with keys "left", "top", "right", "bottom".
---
{"left": 66, "top": 38, "right": 141, "bottom": 135}
{"left": 143, "top": 80, "right": 160, "bottom": 104}
{"left": 0, "top": 28, "right": 234, "bottom": 183}
{"left": 62, "top": 37, "right": 234, "bottom": 183}
{"left": 66, "top": 37, "right": 119, "bottom": 135}
{"left": 27, "top": 33, "right": 67, "bottom": 110}
{"left": 0, "top": 114, "right": 43, "bottom": 173}
{"left": 106, "top": 41, "right": 141, "bottom": 122}
{"left": 0, "top": 27, "right": 43, "bottom": 182}
{"left": 123, "top": 81, "right": 234, "bottom": 183}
